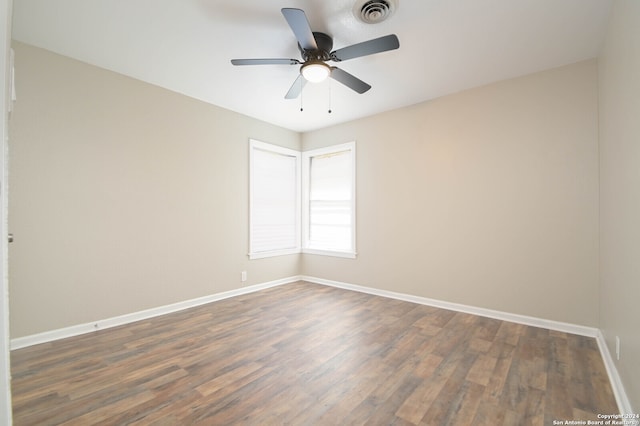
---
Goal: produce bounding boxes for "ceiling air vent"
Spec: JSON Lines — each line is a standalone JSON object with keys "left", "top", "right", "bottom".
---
{"left": 354, "top": 0, "right": 397, "bottom": 24}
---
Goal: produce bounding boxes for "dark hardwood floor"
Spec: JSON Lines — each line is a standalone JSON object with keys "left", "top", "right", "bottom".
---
{"left": 11, "top": 281, "right": 617, "bottom": 425}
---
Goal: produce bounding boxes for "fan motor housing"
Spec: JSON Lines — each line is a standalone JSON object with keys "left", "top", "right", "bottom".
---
{"left": 299, "top": 32, "right": 334, "bottom": 61}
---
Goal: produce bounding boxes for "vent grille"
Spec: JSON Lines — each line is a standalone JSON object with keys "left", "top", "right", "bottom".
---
{"left": 354, "top": 0, "right": 397, "bottom": 24}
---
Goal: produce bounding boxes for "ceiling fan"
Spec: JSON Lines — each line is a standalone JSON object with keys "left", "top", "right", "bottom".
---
{"left": 231, "top": 8, "right": 400, "bottom": 99}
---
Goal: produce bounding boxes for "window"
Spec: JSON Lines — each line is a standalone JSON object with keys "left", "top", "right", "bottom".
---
{"left": 249, "top": 140, "right": 300, "bottom": 259}
{"left": 302, "top": 142, "right": 356, "bottom": 258}
{"left": 248, "top": 140, "right": 356, "bottom": 260}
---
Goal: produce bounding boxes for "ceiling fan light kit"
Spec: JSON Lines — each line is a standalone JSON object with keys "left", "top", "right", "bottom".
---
{"left": 230, "top": 7, "right": 400, "bottom": 100}
{"left": 301, "top": 61, "right": 331, "bottom": 83}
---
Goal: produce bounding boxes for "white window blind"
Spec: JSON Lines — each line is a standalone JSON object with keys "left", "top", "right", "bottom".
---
{"left": 249, "top": 140, "right": 300, "bottom": 258}
{"left": 303, "top": 142, "right": 356, "bottom": 257}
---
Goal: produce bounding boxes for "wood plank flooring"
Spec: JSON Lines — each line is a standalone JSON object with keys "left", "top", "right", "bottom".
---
{"left": 11, "top": 281, "right": 618, "bottom": 425}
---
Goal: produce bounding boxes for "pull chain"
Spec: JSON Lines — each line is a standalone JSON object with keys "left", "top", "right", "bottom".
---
{"left": 300, "top": 78, "right": 304, "bottom": 112}
{"left": 328, "top": 80, "right": 332, "bottom": 114}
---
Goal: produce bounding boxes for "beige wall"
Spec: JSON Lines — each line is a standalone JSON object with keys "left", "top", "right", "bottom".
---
{"left": 8, "top": 42, "right": 301, "bottom": 338}
{"left": 9, "top": 42, "right": 602, "bottom": 339}
{"left": 302, "top": 60, "right": 600, "bottom": 327}
{"left": 598, "top": 0, "right": 640, "bottom": 412}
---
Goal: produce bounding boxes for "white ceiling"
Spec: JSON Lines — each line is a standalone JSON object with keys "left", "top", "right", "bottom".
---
{"left": 11, "top": 0, "right": 612, "bottom": 133}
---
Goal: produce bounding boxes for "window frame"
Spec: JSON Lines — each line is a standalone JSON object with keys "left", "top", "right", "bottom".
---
{"left": 248, "top": 139, "right": 301, "bottom": 260}
{"left": 301, "top": 142, "right": 357, "bottom": 259}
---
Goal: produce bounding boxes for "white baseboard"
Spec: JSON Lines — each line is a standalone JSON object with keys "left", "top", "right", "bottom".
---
{"left": 10, "top": 276, "right": 301, "bottom": 350}
{"left": 301, "top": 276, "right": 599, "bottom": 337}
{"left": 596, "top": 330, "right": 634, "bottom": 414}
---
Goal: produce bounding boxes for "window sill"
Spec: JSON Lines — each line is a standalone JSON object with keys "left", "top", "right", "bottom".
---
{"left": 249, "top": 248, "right": 357, "bottom": 260}
{"left": 302, "top": 248, "right": 357, "bottom": 259}
{"left": 248, "top": 248, "right": 300, "bottom": 260}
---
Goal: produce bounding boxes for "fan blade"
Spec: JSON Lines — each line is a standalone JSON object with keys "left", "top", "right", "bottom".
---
{"left": 231, "top": 58, "right": 300, "bottom": 66}
{"left": 331, "top": 34, "right": 399, "bottom": 62}
{"left": 281, "top": 8, "right": 318, "bottom": 51}
{"left": 285, "top": 74, "right": 307, "bottom": 99}
{"left": 330, "top": 67, "right": 371, "bottom": 94}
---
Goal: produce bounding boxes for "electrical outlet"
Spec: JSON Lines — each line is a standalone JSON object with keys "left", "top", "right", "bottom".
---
{"left": 616, "top": 336, "right": 620, "bottom": 360}
{"left": 241, "top": 271, "right": 247, "bottom": 282}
